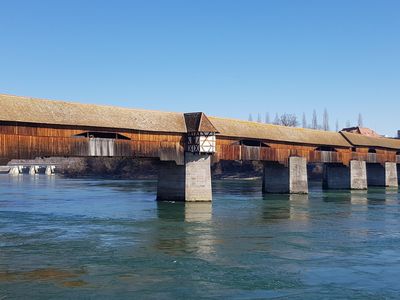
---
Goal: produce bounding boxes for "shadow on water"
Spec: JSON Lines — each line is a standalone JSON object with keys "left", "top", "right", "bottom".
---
{"left": 213, "top": 178, "right": 262, "bottom": 197}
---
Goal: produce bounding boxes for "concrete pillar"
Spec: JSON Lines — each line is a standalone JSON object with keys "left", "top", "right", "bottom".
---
{"left": 157, "top": 153, "right": 212, "bottom": 202}
{"left": 323, "top": 160, "right": 367, "bottom": 190}
{"left": 398, "top": 164, "right": 400, "bottom": 185}
{"left": 385, "top": 162, "right": 398, "bottom": 187}
{"left": 28, "top": 166, "right": 37, "bottom": 175}
{"left": 367, "top": 162, "right": 398, "bottom": 187}
{"left": 8, "top": 166, "right": 20, "bottom": 176}
{"left": 263, "top": 157, "right": 308, "bottom": 194}
{"left": 45, "top": 166, "right": 55, "bottom": 175}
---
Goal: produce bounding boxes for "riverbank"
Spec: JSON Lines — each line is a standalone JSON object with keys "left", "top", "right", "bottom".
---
{"left": 3, "top": 157, "right": 324, "bottom": 180}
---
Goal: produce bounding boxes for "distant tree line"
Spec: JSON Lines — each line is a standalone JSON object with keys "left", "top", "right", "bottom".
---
{"left": 248, "top": 110, "right": 364, "bottom": 131}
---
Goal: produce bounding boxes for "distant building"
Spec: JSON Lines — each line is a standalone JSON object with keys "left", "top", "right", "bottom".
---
{"left": 341, "top": 126, "right": 381, "bottom": 137}
{"left": 397, "top": 130, "right": 400, "bottom": 139}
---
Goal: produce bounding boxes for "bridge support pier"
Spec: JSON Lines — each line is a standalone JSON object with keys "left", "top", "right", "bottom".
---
{"left": 323, "top": 160, "right": 367, "bottom": 190}
{"left": 28, "top": 166, "right": 38, "bottom": 175}
{"left": 45, "top": 166, "right": 55, "bottom": 175}
{"left": 398, "top": 165, "right": 400, "bottom": 185}
{"left": 157, "top": 152, "right": 212, "bottom": 202}
{"left": 262, "top": 157, "right": 308, "bottom": 194}
{"left": 367, "top": 162, "right": 398, "bottom": 188}
{"left": 8, "top": 166, "right": 20, "bottom": 176}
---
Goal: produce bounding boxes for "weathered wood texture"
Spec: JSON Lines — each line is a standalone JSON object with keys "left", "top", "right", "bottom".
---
{"left": 214, "top": 137, "right": 398, "bottom": 165}
{"left": 0, "top": 122, "right": 184, "bottom": 164}
{"left": 0, "top": 122, "right": 398, "bottom": 166}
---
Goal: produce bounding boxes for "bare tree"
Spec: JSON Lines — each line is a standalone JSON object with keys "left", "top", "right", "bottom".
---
{"left": 265, "top": 112, "right": 270, "bottom": 124}
{"left": 312, "top": 110, "right": 318, "bottom": 129}
{"left": 257, "top": 113, "right": 262, "bottom": 123}
{"left": 335, "top": 120, "right": 339, "bottom": 132}
{"left": 302, "top": 113, "right": 307, "bottom": 128}
{"left": 280, "top": 113, "right": 298, "bottom": 127}
{"left": 274, "top": 113, "right": 280, "bottom": 125}
{"left": 358, "top": 113, "right": 363, "bottom": 127}
{"left": 248, "top": 114, "right": 253, "bottom": 122}
{"left": 323, "top": 108, "right": 329, "bottom": 131}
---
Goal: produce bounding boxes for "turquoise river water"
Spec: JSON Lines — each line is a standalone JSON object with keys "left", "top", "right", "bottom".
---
{"left": 0, "top": 175, "right": 400, "bottom": 299}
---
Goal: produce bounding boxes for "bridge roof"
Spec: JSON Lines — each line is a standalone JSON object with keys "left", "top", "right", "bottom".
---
{"left": 340, "top": 131, "right": 400, "bottom": 150}
{"left": 1, "top": 94, "right": 399, "bottom": 150}
{"left": 209, "top": 117, "right": 353, "bottom": 147}
{"left": 184, "top": 112, "right": 219, "bottom": 133}
{"left": 0, "top": 94, "right": 187, "bottom": 133}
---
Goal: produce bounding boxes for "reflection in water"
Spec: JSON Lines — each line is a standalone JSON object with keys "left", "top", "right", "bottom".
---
{"left": 350, "top": 190, "right": 368, "bottom": 206}
{"left": 0, "top": 268, "right": 87, "bottom": 287}
{"left": 262, "top": 194, "right": 291, "bottom": 221}
{"left": 1, "top": 177, "right": 400, "bottom": 298}
{"left": 289, "top": 194, "right": 309, "bottom": 221}
{"left": 262, "top": 194, "right": 309, "bottom": 222}
{"left": 155, "top": 201, "right": 215, "bottom": 260}
{"left": 156, "top": 201, "right": 212, "bottom": 222}
{"left": 184, "top": 202, "right": 212, "bottom": 222}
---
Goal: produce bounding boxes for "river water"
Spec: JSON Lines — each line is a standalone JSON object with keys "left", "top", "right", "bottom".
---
{"left": 0, "top": 175, "right": 399, "bottom": 299}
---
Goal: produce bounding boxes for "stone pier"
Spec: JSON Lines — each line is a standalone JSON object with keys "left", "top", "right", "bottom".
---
{"left": 323, "top": 160, "right": 367, "bottom": 190}
{"left": 8, "top": 166, "right": 20, "bottom": 176}
{"left": 28, "top": 166, "right": 38, "bottom": 175}
{"left": 367, "top": 162, "right": 398, "bottom": 187}
{"left": 45, "top": 165, "right": 55, "bottom": 175}
{"left": 398, "top": 164, "right": 400, "bottom": 185}
{"left": 157, "top": 152, "right": 212, "bottom": 202}
{"left": 263, "top": 156, "right": 308, "bottom": 194}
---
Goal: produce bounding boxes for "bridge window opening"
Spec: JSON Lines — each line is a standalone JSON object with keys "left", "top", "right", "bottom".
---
{"left": 236, "top": 140, "right": 270, "bottom": 147}
{"left": 396, "top": 151, "right": 400, "bottom": 155}
{"left": 352, "top": 147, "right": 357, "bottom": 152}
{"left": 73, "top": 132, "right": 131, "bottom": 140}
{"left": 368, "top": 148, "right": 376, "bottom": 154}
{"left": 316, "top": 146, "right": 337, "bottom": 152}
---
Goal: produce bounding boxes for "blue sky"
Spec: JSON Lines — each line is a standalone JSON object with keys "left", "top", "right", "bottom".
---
{"left": 0, "top": 0, "right": 399, "bottom": 135}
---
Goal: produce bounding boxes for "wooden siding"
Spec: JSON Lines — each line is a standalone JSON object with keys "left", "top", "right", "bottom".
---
{"left": 214, "top": 136, "right": 398, "bottom": 165}
{"left": 0, "top": 122, "right": 398, "bottom": 166}
{"left": 0, "top": 121, "right": 183, "bottom": 142}
{"left": 0, "top": 122, "right": 185, "bottom": 164}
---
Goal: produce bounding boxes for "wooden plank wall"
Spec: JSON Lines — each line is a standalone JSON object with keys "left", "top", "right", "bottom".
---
{"left": 215, "top": 136, "right": 398, "bottom": 165}
{"left": 0, "top": 122, "right": 398, "bottom": 165}
{"left": 0, "top": 122, "right": 184, "bottom": 163}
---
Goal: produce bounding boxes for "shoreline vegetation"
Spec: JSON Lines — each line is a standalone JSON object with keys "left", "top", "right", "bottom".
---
{"left": 3, "top": 157, "right": 324, "bottom": 180}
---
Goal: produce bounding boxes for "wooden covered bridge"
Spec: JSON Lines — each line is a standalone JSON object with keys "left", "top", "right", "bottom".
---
{"left": 0, "top": 94, "right": 399, "bottom": 201}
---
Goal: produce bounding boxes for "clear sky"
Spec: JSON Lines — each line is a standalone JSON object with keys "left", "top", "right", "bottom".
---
{"left": 0, "top": 0, "right": 399, "bottom": 136}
